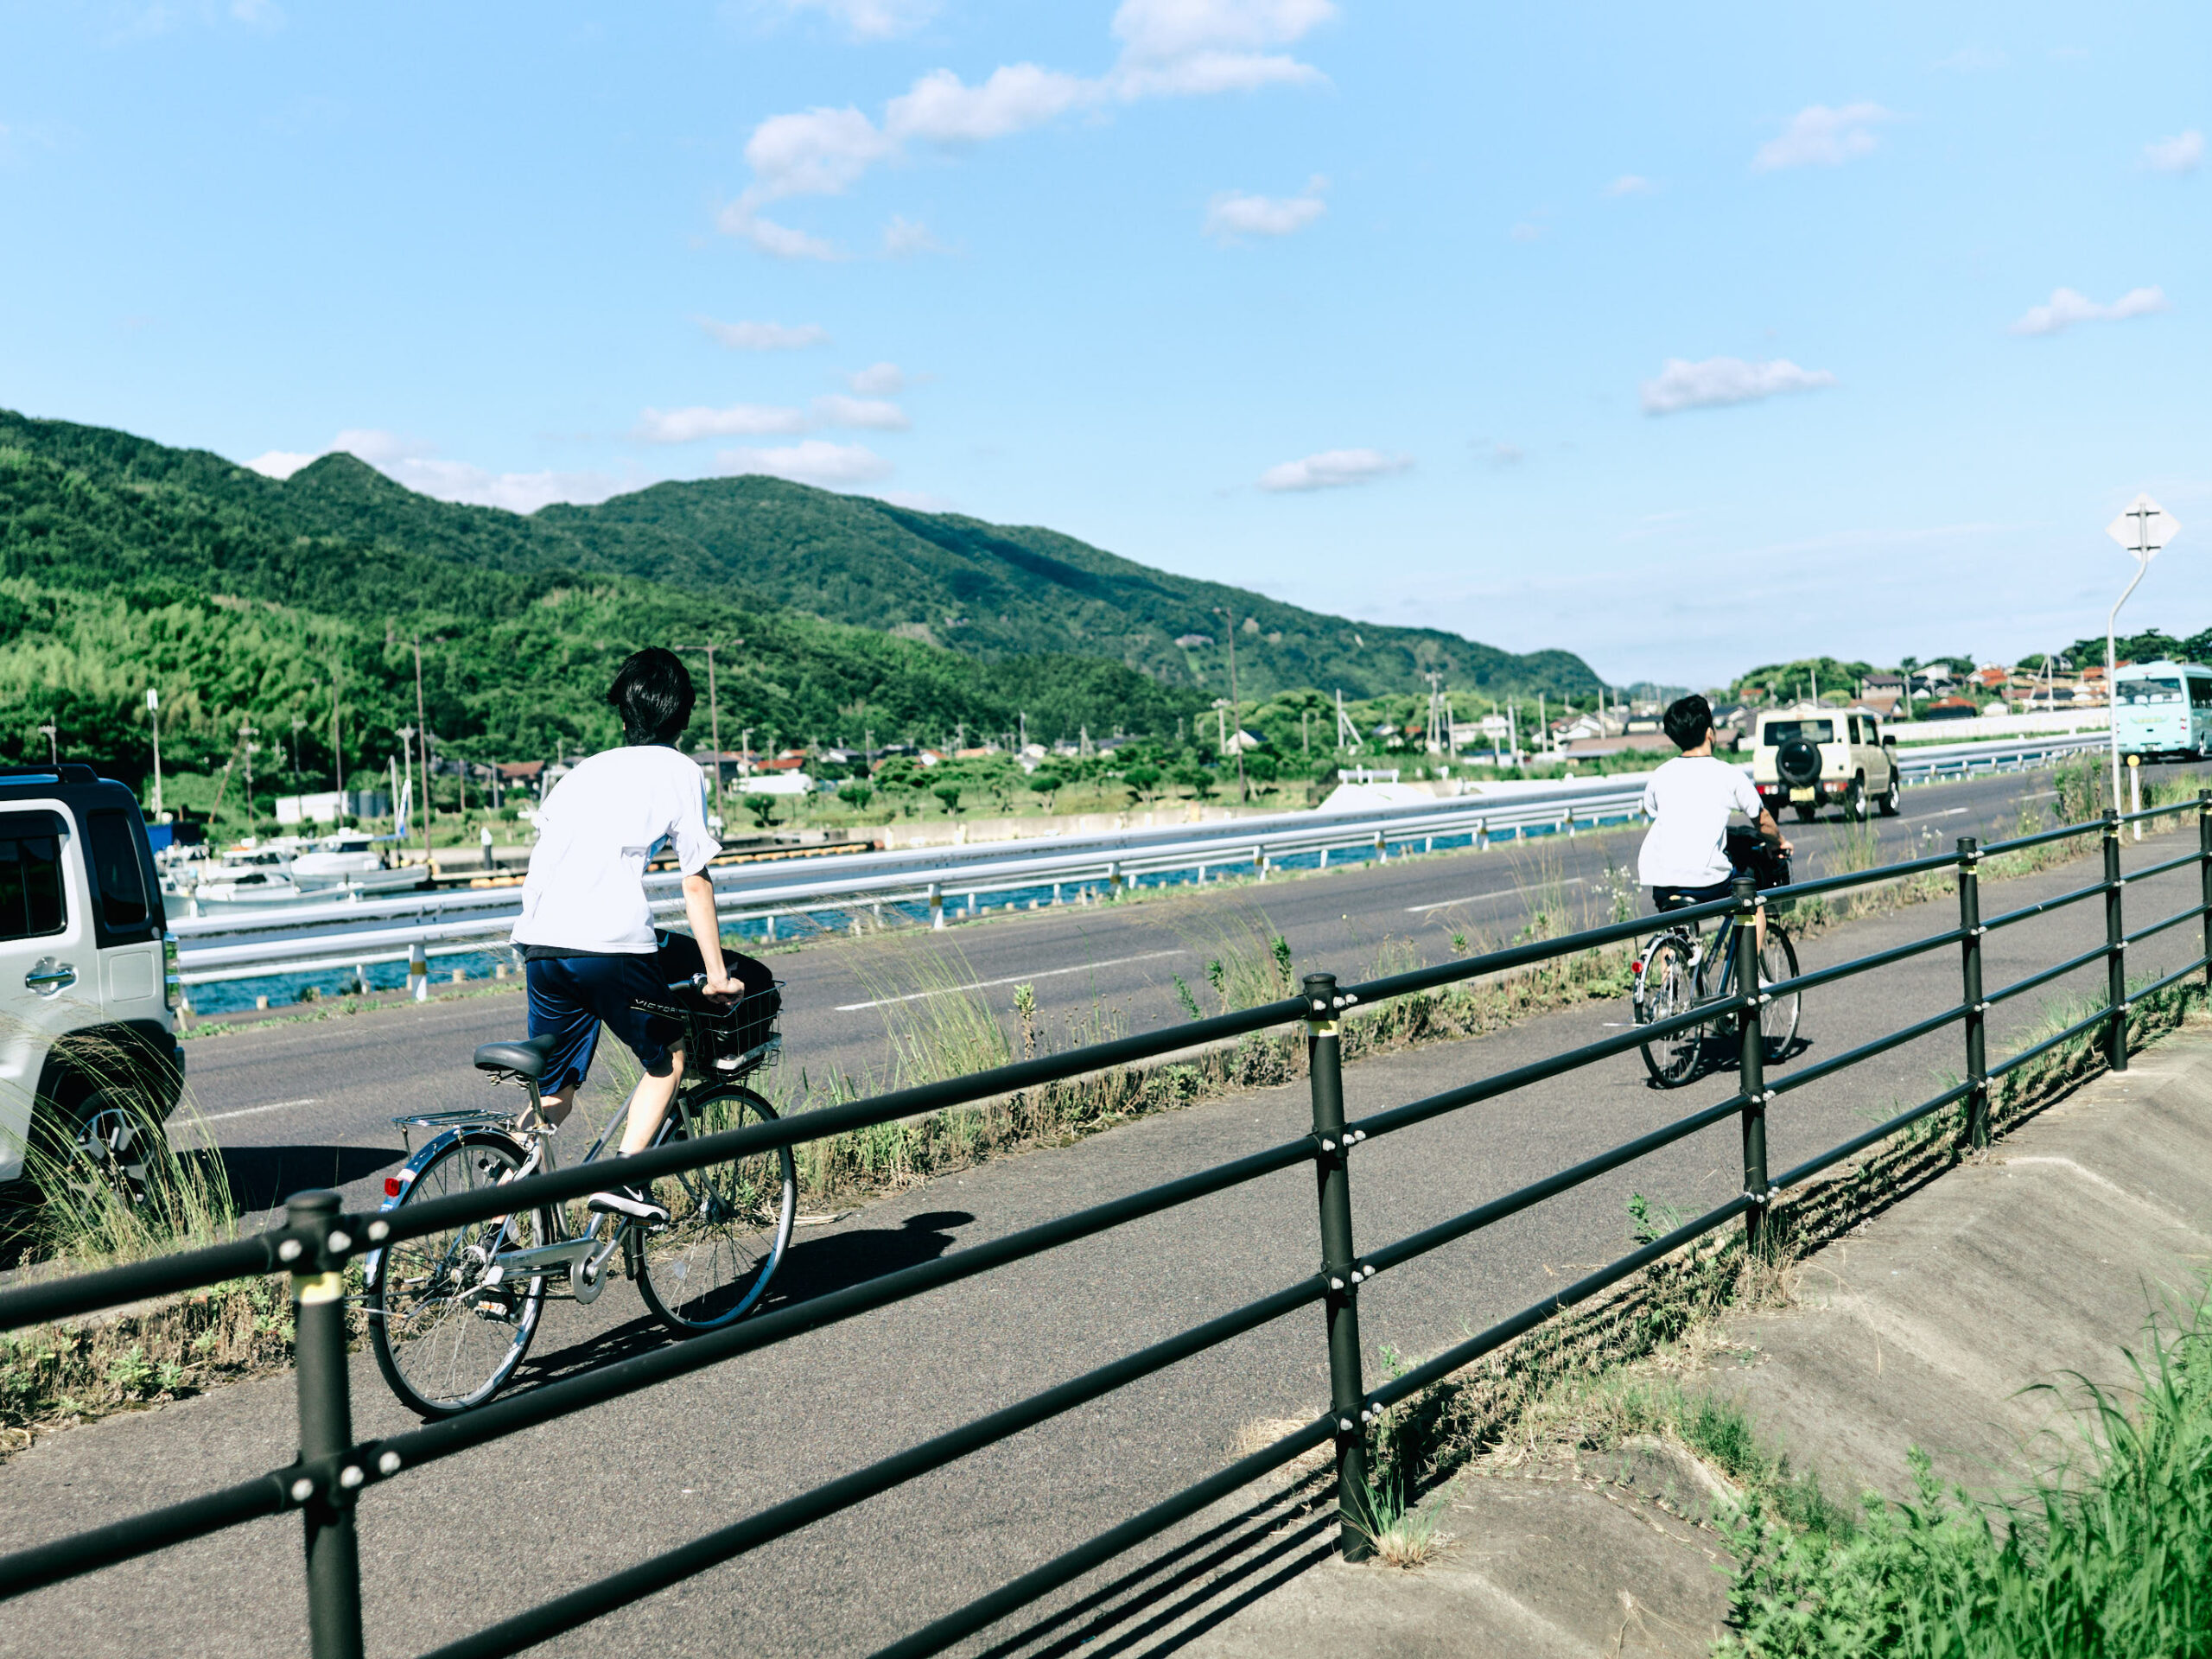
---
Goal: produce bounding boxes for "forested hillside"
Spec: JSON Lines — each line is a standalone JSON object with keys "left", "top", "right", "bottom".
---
{"left": 0, "top": 409, "right": 1599, "bottom": 786}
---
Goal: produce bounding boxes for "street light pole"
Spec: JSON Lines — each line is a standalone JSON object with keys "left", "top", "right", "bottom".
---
{"left": 412, "top": 634, "right": 434, "bottom": 855}
{"left": 146, "top": 690, "right": 162, "bottom": 817}
{"left": 1213, "top": 607, "right": 1248, "bottom": 803}
{"left": 2104, "top": 496, "right": 2181, "bottom": 814}
{"left": 397, "top": 726, "right": 416, "bottom": 846}
{"left": 238, "top": 721, "right": 258, "bottom": 840}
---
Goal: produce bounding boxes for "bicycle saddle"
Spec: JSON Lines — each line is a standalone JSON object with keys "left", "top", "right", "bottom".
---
{"left": 474, "top": 1033, "right": 563, "bottom": 1080}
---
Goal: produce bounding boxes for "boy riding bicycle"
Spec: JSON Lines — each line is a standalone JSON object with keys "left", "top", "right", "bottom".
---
{"left": 1638, "top": 694, "right": 1792, "bottom": 946}
{"left": 510, "top": 646, "right": 771, "bottom": 1226}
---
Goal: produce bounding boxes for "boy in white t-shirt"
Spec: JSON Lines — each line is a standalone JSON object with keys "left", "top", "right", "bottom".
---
{"left": 1637, "top": 695, "right": 1792, "bottom": 945}
{"left": 511, "top": 647, "right": 769, "bottom": 1225}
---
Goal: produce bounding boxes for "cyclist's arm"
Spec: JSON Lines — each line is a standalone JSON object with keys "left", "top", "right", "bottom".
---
{"left": 1752, "top": 805, "right": 1791, "bottom": 853}
{"left": 682, "top": 873, "right": 738, "bottom": 1001}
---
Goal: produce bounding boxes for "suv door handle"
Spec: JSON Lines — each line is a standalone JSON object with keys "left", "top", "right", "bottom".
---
{"left": 25, "top": 962, "right": 77, "bottom": 994}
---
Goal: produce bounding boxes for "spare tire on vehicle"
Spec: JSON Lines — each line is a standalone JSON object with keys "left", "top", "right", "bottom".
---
{"left": 1775, "top": 735, "right": 1821, "bottom": 789}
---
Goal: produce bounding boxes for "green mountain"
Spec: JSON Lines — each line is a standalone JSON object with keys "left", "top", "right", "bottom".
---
{"left": 0, "top": 408, "right": 1599, "bottom": 787}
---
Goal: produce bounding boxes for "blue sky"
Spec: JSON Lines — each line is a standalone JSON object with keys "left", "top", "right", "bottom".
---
{"left": 2, "top": 2, "right": 2205, "bottom": 689}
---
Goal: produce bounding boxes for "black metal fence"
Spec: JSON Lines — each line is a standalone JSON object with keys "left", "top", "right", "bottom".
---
{"left": 5, "top": 800, "right": 2210, "bottom": 1658}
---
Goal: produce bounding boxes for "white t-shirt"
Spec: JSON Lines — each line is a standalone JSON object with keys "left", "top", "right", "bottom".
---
{"left": 512, "top": 746, "right": 721, "bottom": 954}
{"left": 1637, "top": 755, "right": 1762, "bottom": 888}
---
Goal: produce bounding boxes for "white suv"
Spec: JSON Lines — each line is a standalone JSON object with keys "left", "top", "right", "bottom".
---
{"left": 0, "top": 765, "right": 184, "bottom": 1196}
{"left": 1752, "top": 709, "right": 1902, "bottom": 823}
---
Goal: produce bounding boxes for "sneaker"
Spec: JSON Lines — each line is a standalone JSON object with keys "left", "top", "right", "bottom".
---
{"left": 587, "top": 1183, "right": 671, "bottom": 1229}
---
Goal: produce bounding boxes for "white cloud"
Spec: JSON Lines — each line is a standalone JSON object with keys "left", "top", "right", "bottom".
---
{"left": 774, "top": 0, "right": 937, "bottom": 41}
{"left": 814, "top": 393, "right": 910, "bottom": 429}
{"left": 1752, "top": 103, "right": 1896, "bottom": 171}
{"left": 1507, "top": 219, "right": 1544, "bottom": 242}
{"left": 696, "top": 316, "right": 830, "bottom": 350}
{"left": 1638, "top": 357, "right": 1837, "bottom": 416}
{"left": 1602, "top": 174, "right": 1653, "bottom": 197}
{"left": 1204, "top": 184, "right": 1325, "bottom": 240}
{"left": 246, "top": 429, "right": 627, "bottom": 512}
{"left": 721, "top": 0, "right": 1333, "bottom": 254}
{"left": 634, "top": 404, "right": 810, "bottom": 442}
{"left": 887, "top": 63, "right": 1090, "bottom": 143}
{"left": 2008, "top": 285, "right": 2171, "bottom": 336}
{"left": 2142, "top": 130, "right": 2204, "bottom": 174}
{"left": 1257, "top": 448, "right": 1411, "bottom": 493}
{"left": 882, "top": 213, "right": 945, "bottom": 254}
{"left": 1934, "top": 46, "right": 2006, "bottom": 72}
{"left": 245, "top": 450, "right": 318, "bottom": 480}
{"left": 849, "top": 361, "right": 905, "bottom": 394}
{"left": 717, "top": 439, "right": 892, "bottom": 486}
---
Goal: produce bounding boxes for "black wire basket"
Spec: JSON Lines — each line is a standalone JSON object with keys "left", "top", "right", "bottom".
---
{"left": 634, "top": 981, "right": 783, "bottom": 1072}
{"left": 1726, "top": 826, "right": 1793, "bottom": 912}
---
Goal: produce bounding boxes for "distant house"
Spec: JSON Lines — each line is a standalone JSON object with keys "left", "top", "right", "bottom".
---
{"left": 1173, "top": 633, "right": 1214, "bottom": 649}
{"left": 1921, "top": 696, "right": 1980, "bottom": 721}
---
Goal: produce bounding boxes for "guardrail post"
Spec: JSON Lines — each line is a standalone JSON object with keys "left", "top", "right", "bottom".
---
{"left": 1108, "top": 860, "right": 1123, "bottom": 900}
{"left": 1301, "top": 970, "right": 1370, "bottom": 1561}
{"left": 289, "top": 1190, "right": 365, "bottom": 1659}
{"left": 406, "top": 939, "right": 427, "bottom": 1002}
{"left": 2105, "top": 810, "right": 2127, "bottom": 1073}
{"left": 928, "top": 881, "right": 944, "bottom": 929}
{"left": 1730, "top": 875, "right": 1770, "bottom": 1253}
{"left": 1253, "top": 845, "right": 1265, "bottom": 881}
{"left": 2198, "top": 790, "right": 2212, "bottom": 990}
{"left": 1957, "top": 836, "right": 1987, "bottom": 1148}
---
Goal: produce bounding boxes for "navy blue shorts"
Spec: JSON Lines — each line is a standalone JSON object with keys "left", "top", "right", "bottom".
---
{"left": 524, "top": 934, "right": 771, "bottom": 1094}
{"left": 1649, "top": 879, "right": 1735, "bottom": 913}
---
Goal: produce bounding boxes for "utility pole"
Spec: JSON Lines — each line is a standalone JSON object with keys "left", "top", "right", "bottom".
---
{"left": 238, "top": 721, "right": 258, "bottom": 840}
{"left": 1213, "top": 607, "right": 1248, "bottom": 803}
{"left": 146, "top": 690, "right": 162, "bottom": 817}
{"left": 675, "top": 641, "right": 730, "bottom": 805}
{"left": 412, "top": 633, "right": 434, "bottom": 849}
{"left": 741, "top": 728, "right": 754, "bottom": 776}
{"left": 330, "top": 672, "right": 343, "bottom": 797}
{"left": 36, "top": 724, "right": 55, "bottom": 766}
{"left": 290, "top": 715, "right": 305, "bottom": 789}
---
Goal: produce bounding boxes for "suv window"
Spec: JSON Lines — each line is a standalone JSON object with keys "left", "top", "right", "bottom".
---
{"left": 86, "top": 808, "right": 149, "bottom": 928}
{"left": 1764, "top": 720, "right": 1835, "bottom": 745}
{"left": 0, "top": 811, "right": 67, "bottom": 942}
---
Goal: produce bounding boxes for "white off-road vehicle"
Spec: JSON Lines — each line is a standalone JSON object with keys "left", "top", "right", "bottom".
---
{"left": 1752, "top": 709, "right": 1902, "bottom": 823}
{"left": 0, "top": 765, "right": 184, "bottom": 1198}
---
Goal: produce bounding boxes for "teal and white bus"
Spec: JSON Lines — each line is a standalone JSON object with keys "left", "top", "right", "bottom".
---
{"left": 2113, "top": 659, "right": 2212, "bottom": 760}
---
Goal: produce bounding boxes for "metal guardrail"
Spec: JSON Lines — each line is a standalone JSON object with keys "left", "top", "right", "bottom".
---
{"left": 6, "top": 793, "right": 2207, "bottom": 1658}
{"left": 171, "top": 734, "right": 2107, "bottom": 994}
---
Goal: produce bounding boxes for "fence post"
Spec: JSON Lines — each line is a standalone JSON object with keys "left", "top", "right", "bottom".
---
{"left": 1730, "top": 875, "right": 1769, "bottom": 1253}
{"left": 2200, "top": 791, "right": 2211, "bottom": 989}
{"left": 1301, "top": 970, "right": 1370, "bottom": 1561}
{"left": 1957, "top": 836, "right": 1987, "bottom": 1148}
{"left": 288, "top": 1190, "right": 365, "bottom": 1659}
{"left": 2104, "top": 809, "right": 2127, "bottom": 1073}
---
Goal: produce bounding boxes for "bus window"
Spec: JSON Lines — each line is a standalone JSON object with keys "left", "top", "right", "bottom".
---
{"left": 2190, "top": 677, "right": 2212, "bottom": 709}
{"left": 2117, "top": 677, "right": 2184, "bottom": 705}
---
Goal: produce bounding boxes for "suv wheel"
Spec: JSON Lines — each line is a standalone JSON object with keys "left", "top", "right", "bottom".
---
{"left": 1842, "top": 777, "right": 1868, "bottom": 822}
{"left": 44, "top": 1093, "right": 159, "bottom": 1211}
{"left": 1876, "top": 766, "right": 1902, "bottom": 817}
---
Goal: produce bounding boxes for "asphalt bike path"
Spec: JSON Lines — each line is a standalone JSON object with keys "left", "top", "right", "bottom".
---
{"left": 175, "top": 766, "right": 2084, "bottom": 1228}
{"left": 3, "top": 780, "right": 2197, "bottom": 1656}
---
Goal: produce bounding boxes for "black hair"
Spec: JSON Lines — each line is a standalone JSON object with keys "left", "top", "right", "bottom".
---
{"left": 607, "top": 647, "right": 696, "bottom": 747}
{"left": 1662, "top": 694, "right": 1713, "bottom": 751}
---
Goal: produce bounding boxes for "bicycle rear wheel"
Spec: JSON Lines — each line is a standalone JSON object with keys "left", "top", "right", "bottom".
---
{"left": 636, "top": 1084, "right": 797, "bottom": 1336}
{"left": 1760, "top": 928, "right": 1801, "bottom": 1061}
{"left": 367, "top": 1129, "right": 549, "bottom": 1417}
{"left": 1637, "top": 936, "right": 1704, "bottom": 1087}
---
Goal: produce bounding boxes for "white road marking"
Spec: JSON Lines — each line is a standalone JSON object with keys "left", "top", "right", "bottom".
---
{"left": 1906, "top": 808, "right": 1970, "bottom": 821}
{"left": 1408, "top": 877, "right": 1586, "bottom": 915}
{"left": 835, "top": 950, "right": 1186, "bottom": 1012}
{"left": 195, "top": 1096, "right": 321, "bottom": 1124}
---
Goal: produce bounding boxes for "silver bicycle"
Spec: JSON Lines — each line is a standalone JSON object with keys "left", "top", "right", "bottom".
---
{"left": 364, "top": 981, "right": 797, "bottom": 1418}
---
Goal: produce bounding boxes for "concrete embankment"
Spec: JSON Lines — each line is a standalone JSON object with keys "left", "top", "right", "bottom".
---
{"left": 1178, "top": 1016, "right": 2212, "bottom": 1658}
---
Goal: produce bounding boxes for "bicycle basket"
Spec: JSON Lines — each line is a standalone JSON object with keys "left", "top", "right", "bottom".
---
{"left": 1726, "top": 827, "right": 1793, "bottom": 910}
{"left": 635, "top": 981, "right": 783, "bottom": 1070}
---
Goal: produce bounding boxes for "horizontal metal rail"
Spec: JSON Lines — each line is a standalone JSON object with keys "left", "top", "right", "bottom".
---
{"left": 9, "top": 791, "right": 2209, "bottom": 1659}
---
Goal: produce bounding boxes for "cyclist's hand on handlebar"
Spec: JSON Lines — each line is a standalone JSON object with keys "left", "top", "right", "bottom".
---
{"left": 699, "top": 969, "right": 741, "bottom": 1005}
{"left": 1777, "top": 836, "right": 1795, "bottom": 855}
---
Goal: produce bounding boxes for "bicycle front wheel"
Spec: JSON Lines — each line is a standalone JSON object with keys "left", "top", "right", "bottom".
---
{"left": 1637, "top": 936, "right": 1703, "bottom": 1087}
{"left": 367, "top": 1129, "right": 549, "bottom": 1418}
{"left": 636, "top": 1085, "right": 797, "bottom": 1337}
{"left": 1760, "top": 928, "right": 1801, "bottom": 1061}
